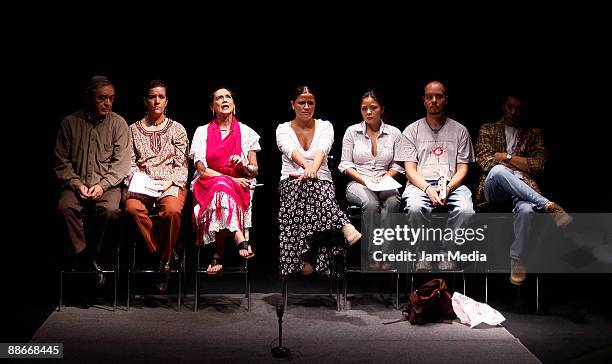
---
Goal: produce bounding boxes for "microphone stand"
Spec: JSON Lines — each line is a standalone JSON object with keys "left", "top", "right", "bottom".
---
{"left": 271, "top": 304, "right": 291, "bottom": 357}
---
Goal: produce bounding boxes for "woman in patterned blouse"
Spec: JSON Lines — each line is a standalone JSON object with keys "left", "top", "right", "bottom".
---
{"left": 124, "top": 80, "right": 189, "bottom": 289}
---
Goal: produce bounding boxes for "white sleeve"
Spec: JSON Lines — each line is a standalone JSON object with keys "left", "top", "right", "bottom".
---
{"left": 276, "top": 123, "right": 296, "bottom": 160}
{"left": 190, "top": 126, "right": 208, "bottom": 168}
{"left": 317, "top": 120, "right": 334, "bottom": 156}
{"left": 338, "top": 127, "right": 356, "bottom": 173}
{"left": 243, "top": 123, "right": 261, "bottom": 152}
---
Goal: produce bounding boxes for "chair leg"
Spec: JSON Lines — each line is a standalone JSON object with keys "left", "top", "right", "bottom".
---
{"left": 282, "top": 275, "right": 288, "bottom": 310}
{"left": 58, "top": 270, "right": 63, "bottom": 312}
{"left": 246, "top": 270, "right": 251, "bottom": 312}
{"left": 343, "top": 271, "right": 348, "bottom": 310}
{"left": 336, "top": 277, "right": 341, "bottom": 311}
{"left": 485, "top": 272, "right": 489, "bottom": 304}
{"left": 177, "top": 272, "right": 182, "bottom": 312}
{"left": 536, "top": 274, "right": 540, "bottom": 313}
{"left": 395, "top": 273, "right": 399, "bottom": 310}
{"left": 113, "top": 271, "right": 117, "bottom": 312}
{"left": 195, "top": 272, "right": 199, "bottom": 312}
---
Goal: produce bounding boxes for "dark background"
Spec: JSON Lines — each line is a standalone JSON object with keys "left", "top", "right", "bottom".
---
{"left": 3, "top": 9, "right": 610, "bottom": 342}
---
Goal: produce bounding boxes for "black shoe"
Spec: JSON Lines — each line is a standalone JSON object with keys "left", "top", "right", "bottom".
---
{"left": 156, "top": 275, "right": 169, "bottom": 292}
{"left": 157, "top": 259, "right": 171, "bottom": 273}
{"left": 71, "top": 250, "right": 102, "bottom": 272}
{"left": 95, "top": 272, "right": 106, "bottom": 287}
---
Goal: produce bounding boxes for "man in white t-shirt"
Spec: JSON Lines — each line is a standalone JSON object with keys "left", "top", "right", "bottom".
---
{"left": 395, "top": 81, "right": 475, "bottom": 271}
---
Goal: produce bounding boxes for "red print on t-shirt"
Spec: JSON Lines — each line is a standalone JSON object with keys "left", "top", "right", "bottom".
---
{"left": 432, "top": 146, "right": 444, "bottom": 162}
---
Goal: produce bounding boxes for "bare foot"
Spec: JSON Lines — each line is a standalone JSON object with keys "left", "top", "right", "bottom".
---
{"left": 237, "top": 241, "right": 255, "bottom": 259}
{"left": 206, "top": 256, "right": 223, "bottom": 274}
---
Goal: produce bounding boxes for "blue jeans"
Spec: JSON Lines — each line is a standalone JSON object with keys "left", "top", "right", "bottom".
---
{"left": 483, "top": 164, "right": 550, "bottom": 259}
{"left": 402, "top": 181, "right": 474, "bottom": 252}
{"left": 346, "top": 182, "right": 400, "bottom": 255}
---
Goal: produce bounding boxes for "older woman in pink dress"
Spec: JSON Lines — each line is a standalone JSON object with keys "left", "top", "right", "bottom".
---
{"left": 190, "top": 87, "right": 260, "bottom": 274}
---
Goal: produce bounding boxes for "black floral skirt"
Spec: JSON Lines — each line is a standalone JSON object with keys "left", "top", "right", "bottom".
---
{"left": 278, "top": 178, "right": 350, "bottom": 277}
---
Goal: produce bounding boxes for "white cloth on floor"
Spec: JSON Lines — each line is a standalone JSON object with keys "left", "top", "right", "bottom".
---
{"left": 451, "top": 292, "right": 505, "bottom": 328}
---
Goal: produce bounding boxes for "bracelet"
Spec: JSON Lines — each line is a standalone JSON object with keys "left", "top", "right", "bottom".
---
{"left": 301, "top": 160, "right": 312, "bottom": 168}
{"left": 246, "top": 164, "right": 256, "bottom": 174}
{"left": 423, "top": 185, "right": 431, "bottom": 193}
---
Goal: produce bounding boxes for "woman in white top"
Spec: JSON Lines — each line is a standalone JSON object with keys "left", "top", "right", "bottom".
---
{"left": 338, "top": 90, "right": 403, "bottom": 270}
{"left": 190, "top": 87, "right": 260, "bottom": 274}
{"left": 276, "top": 85, "right": 361, "bottom": 277}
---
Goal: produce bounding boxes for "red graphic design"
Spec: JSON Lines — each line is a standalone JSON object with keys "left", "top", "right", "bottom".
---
{"left": 431, "top": 146, "right": 444, "bottom": 162}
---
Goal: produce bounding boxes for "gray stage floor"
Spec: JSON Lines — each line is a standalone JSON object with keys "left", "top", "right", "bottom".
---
{"left": 30, "top": 293, "right": 540, "bottom": 363}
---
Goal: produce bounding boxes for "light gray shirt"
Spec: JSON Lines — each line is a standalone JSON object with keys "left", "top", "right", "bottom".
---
{"left": 338, "top": 121, "right": 404, "bottom": 182}
{"left": 395, "top": 117, "right": 474, "bottom": 181}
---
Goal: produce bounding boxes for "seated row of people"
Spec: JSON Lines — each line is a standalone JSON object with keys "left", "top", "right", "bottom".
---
{"left": 54, "top": 76, "right": 571, "bottom": 292}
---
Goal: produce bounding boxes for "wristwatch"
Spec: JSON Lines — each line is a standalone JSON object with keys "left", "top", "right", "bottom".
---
{"left": 506, "top": 153, "right": 512, "bottom": 161}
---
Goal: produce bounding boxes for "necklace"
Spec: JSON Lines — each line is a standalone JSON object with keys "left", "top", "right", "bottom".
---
{"left": 425, "top": 118, "right": 446, "bottom": 134}
{"left": 146, "top": 116, "right": 166, "bottom": 127}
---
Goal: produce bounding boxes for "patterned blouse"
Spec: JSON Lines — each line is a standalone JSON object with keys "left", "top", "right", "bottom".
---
{"left": 475, "top": 119, "right": 548, "bottom": 208}
{"left": 127, "top": 118, "right": 189, "bottom": 199}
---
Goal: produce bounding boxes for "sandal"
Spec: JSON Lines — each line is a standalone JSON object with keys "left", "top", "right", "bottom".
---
{"left": 237, "top": 240, "right": 255, "bottom": 259}
{"left": 206, "top": 256, "right": 223, "bottom": 274}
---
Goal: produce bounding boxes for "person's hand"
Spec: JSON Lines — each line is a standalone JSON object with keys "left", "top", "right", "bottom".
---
{"left": 88, "top": 184, "right": 104, "bottom": 200}
{"left": 229, "top": 154, "right": 244, "bottom": 169}
{"left": 424, "top": 185, "right": 444, "bottom": 206}
{"left": 151, "top": 180, "right": 173, "bottom": 191}
{"left": 78, "top": 185, "right": 91, "bottom": 200}
{"left": 299, "top": 163, "right": 319, "bottom": 180}
{"left": 494, "top": 152, "right": 508, "bottom": 162}
{"left": 232, "top": 177, "right": 251, "bottom": 190}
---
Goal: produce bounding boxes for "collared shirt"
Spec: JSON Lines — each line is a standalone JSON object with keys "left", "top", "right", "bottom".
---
{"left": 338, "top": 120, "right": 404, "bottom": 182}
{"left": 126, "top": 118, "right": 189, "bottom": 199}
{"left": 54, "top": 109, "right": 131, "bottom": 191}
{"left": 276, "top": 119, "right": 334, "bottom": 182}
{"left": 475, "top": 119, "right": 548, "bottom": 208}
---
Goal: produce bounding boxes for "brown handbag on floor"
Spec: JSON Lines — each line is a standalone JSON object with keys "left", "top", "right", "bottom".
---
{"left": 386, "top": 278, "right": 456, "bottom": 325}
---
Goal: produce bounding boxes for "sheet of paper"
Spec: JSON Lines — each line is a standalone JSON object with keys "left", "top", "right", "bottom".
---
{"left": 128, "top": 172, "right": 162, "bottom": 198}
{"left": 364, "top": 176, "right": 402, "bottom": 192}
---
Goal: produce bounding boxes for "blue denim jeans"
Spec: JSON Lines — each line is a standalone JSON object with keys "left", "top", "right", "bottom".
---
{"left": 402, "top": 181, "right": 474, "bottom": 252}
{"left": 483, "top": 164, "right": 550, "bottom": 259}
{"left": 346, "top": 182, "right": 400, "bottom": 255}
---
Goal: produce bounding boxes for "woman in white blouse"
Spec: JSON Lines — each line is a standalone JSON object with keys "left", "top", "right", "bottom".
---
{"left": 189, "top": 87, "right": 260, "bottom": 274}
{"left": 276, "top": 85, "right": 361, "bottom": 276}
{"left": 338, "top": 90, "right": 403, "bottom": 270}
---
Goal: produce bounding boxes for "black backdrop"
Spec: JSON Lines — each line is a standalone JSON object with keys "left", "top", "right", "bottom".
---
{"left": 5, "top": 13, "right": 610, "bottom": 315}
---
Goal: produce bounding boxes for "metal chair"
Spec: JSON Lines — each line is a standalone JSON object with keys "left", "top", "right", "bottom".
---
{"left": 342, "top": 205, "right": 400, "bottom": 310}
{"left": 125, "top": 204, "right": 186, "bottom": 312}
{"left": 194, "top": 243, "right": 251, "bottom": 311}
{"left": 58, "top": 214, "right": 120, "bottom": 312}
{"left": 193, "top": 183, "right": 261, "bottom": 312}
{"left": 281, "top": 272, "right": 342, "bottom": 312}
